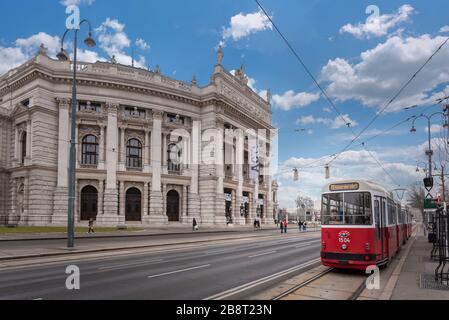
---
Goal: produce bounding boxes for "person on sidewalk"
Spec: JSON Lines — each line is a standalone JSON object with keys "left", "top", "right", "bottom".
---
{"left": 280, "top": 220, "right": 284, "bottom": 234}
{"left": 192, "top": 218, "right": 199, "bottom": 231}
{"left": 88, "top": 218, "right": 95, "bottom": 234}
{"left": 298, "top": 220, "right": 303, "bottom": 232}
{"left": 283, "top": 219, "right": 288, "bottom": 233}
{"left": 303, "top": 222, "right": 307, "bottom": 231}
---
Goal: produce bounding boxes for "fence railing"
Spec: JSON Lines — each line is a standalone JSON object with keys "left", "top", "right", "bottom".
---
{"left": 431, "top": 207, "right": 449, "bottom": 285}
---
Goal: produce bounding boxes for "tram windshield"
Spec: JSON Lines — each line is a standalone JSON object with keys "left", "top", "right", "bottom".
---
{"left": 321, "top": 192, "right": 372, "bottom": 225}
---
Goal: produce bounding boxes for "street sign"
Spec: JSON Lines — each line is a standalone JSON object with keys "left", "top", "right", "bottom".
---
{"left": 424, "top": 198, "right": 437, "bottom": 209}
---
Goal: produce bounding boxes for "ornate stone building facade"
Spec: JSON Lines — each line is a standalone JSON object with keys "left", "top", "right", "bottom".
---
{"left": 0, "top": 47, "right": 279, "bottom": 227}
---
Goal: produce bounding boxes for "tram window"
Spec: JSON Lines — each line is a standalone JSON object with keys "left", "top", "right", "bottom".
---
{"left": 374, "top": 199, "right": 380, "bottom": 239}
{"left": 321, "top": 193, "right": 344, "bottom": 225}
{"left": 321, "top": 192, "right": 372, "bottom": 225}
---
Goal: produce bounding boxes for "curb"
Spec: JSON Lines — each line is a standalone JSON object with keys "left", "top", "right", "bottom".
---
{"left": 0, "top": 228, "right": 321, "bottom": 242}
{"left": 0, "top": 231, "right": 291, "bottom": 262}
{"left": 0, "top": 227, "right": 285, "bottom": 242}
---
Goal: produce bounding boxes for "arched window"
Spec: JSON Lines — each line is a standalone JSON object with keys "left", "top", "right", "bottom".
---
{"left": 82, "top": 135, "right": 99, "bottom": 165}
{"left": 21, "top": 132, "right": 27, "bottom": 164}
{"left": 127, "top": 139, "right": 142, "bottom": 168}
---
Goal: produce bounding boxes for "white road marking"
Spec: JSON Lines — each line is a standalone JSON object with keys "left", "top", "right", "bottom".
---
{"left": 248, "top": 251, "right": 277, "bottom": 258}
{"left": 204, "top": 257, "right": 321, "bottom": 300}
{"left": 148, "top": 264, "right": 211, "bottom": 279}
{"left": 98, "top": 259, "right": 163, "bottom": 270}
{"left": 32, "top": 298, "right": 43, "bottom": 300}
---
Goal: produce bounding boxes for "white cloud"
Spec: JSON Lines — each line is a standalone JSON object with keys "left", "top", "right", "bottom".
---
{"left": 60, "top": 0, "right": 95, "bottom": 6}
{"left": 321, "top": 34, "right": 449, "bottom": 112}
{"left": 136, "top": 38, "right": 150, "bottom": 50}
{"left": 273, "top": 91, "right": 320, "bottom": 111}
{"left": 0, "top": 32, "right": 60, "bottom": 75}
{"left": 323, "top": 107, "right": 332, "bottom": 113}
{"left": 222, "top": 10, "right": 272, "bottom": 42}
{"left": 296, "top": 114, "right": 358, "bottom": 129}
{"left": 95, "top": 18, "right": 146, "bottom": 68}
{"left": 340, "top": 4, "right": 414, "bottom": 39}
{"left": 440, "top": 25, "right": 449, "bottom": 33}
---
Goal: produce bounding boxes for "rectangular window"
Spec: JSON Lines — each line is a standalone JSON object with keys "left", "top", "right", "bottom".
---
{"left": 321, "top": 192, "right": 372, "bottom": 226}
{"left": 79, "top": 102, "right": 101, "bottom": 112}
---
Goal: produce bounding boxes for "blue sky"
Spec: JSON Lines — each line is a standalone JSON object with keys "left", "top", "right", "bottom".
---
{"left": 2, "top": 0, "right": 449, "bottom": 208}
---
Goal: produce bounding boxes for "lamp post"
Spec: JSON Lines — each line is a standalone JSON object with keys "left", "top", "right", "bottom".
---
{"left": 57, "top": 20, "right": 96, "bottom": 248}
{"left": 410, "top": 112, "right": 448, "bottom": 179}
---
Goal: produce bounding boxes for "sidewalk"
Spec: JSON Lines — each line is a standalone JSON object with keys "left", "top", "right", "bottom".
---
{"left": 390, "top": 226, "right": 449, "bottom": 300}
{"left": 0, "top": 224, "right": 281, "bottom": 241}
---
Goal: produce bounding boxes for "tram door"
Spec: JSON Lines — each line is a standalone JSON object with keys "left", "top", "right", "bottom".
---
{"left": 375, "top": 197, "right": 386, "bottom": 261}
{"left": 381, "top": 198, "right": 389, "bottom": 259}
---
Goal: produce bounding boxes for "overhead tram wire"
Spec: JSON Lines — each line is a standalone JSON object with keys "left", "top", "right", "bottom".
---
{"left": 255, "top": 0, "right": 447, "bottom": 184}
{"left": 327, "top": 37, "right": 449, "bottom": 165}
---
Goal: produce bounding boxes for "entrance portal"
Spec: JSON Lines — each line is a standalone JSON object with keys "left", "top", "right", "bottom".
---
{"left": 126, "top": 187, "right": 142, "bottom": 222}
{"left": 81, "top": 186, "right": 98, "bottom": 221}
{"left": 167, "top": 190, "right": 180, "bottom": 222}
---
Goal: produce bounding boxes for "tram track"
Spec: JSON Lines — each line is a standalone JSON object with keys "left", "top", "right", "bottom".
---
{"left": 272, "top": 267, "right": 335, "bottom": 300}
{"left": 272, "top": 267, "right": 368, "bottom": 300}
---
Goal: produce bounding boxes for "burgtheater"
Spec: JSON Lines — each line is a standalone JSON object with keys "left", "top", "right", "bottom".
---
{"left": 0, "top": 45, "right": 279, "bottom": 227}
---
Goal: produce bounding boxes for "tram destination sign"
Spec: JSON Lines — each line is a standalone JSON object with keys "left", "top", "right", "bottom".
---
{"left": 329, "top": 182, "right": 360, "bottom": 192}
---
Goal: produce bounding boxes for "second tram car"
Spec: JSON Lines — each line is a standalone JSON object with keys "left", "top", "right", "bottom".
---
{"left": 321, "top": 180, "right": 410, "bottom": 270}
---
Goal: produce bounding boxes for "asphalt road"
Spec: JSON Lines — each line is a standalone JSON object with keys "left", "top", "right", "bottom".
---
{"left": 0, "top": 231, "right": 321, "bottom": 300}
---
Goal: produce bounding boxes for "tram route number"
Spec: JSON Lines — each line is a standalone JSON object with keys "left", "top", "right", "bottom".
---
{"left": 338, "top": 237, "right": 351, "bottom": 243}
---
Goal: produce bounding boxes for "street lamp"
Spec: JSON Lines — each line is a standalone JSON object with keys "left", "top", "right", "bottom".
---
{"left": 410, "top": 112, "right": 446, "bottom": 179}
{"left": 58, "top": 20, "right": 96, "bottom": 248}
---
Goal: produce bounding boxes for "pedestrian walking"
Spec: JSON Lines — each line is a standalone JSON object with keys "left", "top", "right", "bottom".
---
{"left": 88, "top": 218, "right": 95, "bottom": 234}
{"left": 284, "top": 219, "right": 288, "bottom": 233}
{"left": 303, "top": 222, "right": 307, "bottom": 231}
{"left": 280, "top": 220, "right": 284, "bottom": 234}
{"left": 298, "top": 220, "right": 303, "bottom": 232}
{"left": 193, "top": 218, "right": 199, "bottom": 231}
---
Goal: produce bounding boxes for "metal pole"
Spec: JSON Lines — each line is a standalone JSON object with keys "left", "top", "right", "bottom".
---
{"left": 428, "top": 117, "right": 433, "bottom": 178}
{"left": 67, "top": 30, "right": 78, "bottom": 248}
{"left": 442, "top": 166, "right": 446, "bottom": 203}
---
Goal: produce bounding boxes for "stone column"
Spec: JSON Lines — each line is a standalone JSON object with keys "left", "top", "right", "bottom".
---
{"left": 25, "top": 120, "right": 31, "bottom": 166}
{"left": 235, "top": 129, "right": 244, "bottom": 225}
{"left": 99, "top": 103, "right": 119, "bottom": 225}
{"left": 215, "top": 121, "right": 226, "bottom": 225}
{"left": 119, "top": 181, "right": 126, "bottom": 224}
{"left": 10, "top": 178, "right": 17, "bottom": 224}
{"left": 52, "top": 98, "right": 70, "bottom": 225}
{"left": 144, "top": 129, "right": 151, "bottom": 173}
{"left": 99, "top": 125, "right": 105, "bottom": 170}
{"left": 188, "top": 119, "right": 201, "bottom": 224}
{"left": 149, "top": 111, "right": 166, "bottom": 224}
{"left": 182, "top": 185, "right": 188, "bottom": 223}
{"left": 143, "top": 181, "right": 149, "bottom": 219}
{"left": 162, "top": 132, "right": 167, "bottom": 174}
{"left": 14, "top": 126, "right": 19, "bottom": 163}
{"left": 119, "top": 126, "right": 126, "bottom": 171}
{"left": 162, "top": 184, "right": 167, "bottom": 217}
{"left": 98, "top": 180, "right": 104, "bottom": 216}
{"left": 252, "top": 183, "right": 259, "bottom": 220}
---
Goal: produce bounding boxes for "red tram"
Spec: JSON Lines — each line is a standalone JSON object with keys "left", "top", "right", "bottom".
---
{"left": 321, "top": 180, "right": 411, "bottom": 270}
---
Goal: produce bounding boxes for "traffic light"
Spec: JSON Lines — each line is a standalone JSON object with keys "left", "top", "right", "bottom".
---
{"left": 423, "top": 177, "right": 434, "bottom": 189}
{"left": 293, "top": 168, "right": 299, "bottom": 181}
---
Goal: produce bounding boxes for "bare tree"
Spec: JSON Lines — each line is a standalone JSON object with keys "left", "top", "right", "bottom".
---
{"left": 296, "top": 195, "right": 314, "bottom": 222}
{"left": 407, "top": 184, "right": 425, "bottom": 220}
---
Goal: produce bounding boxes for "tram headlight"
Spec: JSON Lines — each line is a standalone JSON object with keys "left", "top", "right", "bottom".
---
{"left": 341, "top": 244, "right": 348, "bottom": 250}
{"left": 322, "top": 242, "right": 326, "bottom": 249}
{"left": 365, "top": 243, "right": 370, "bottom": 251}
